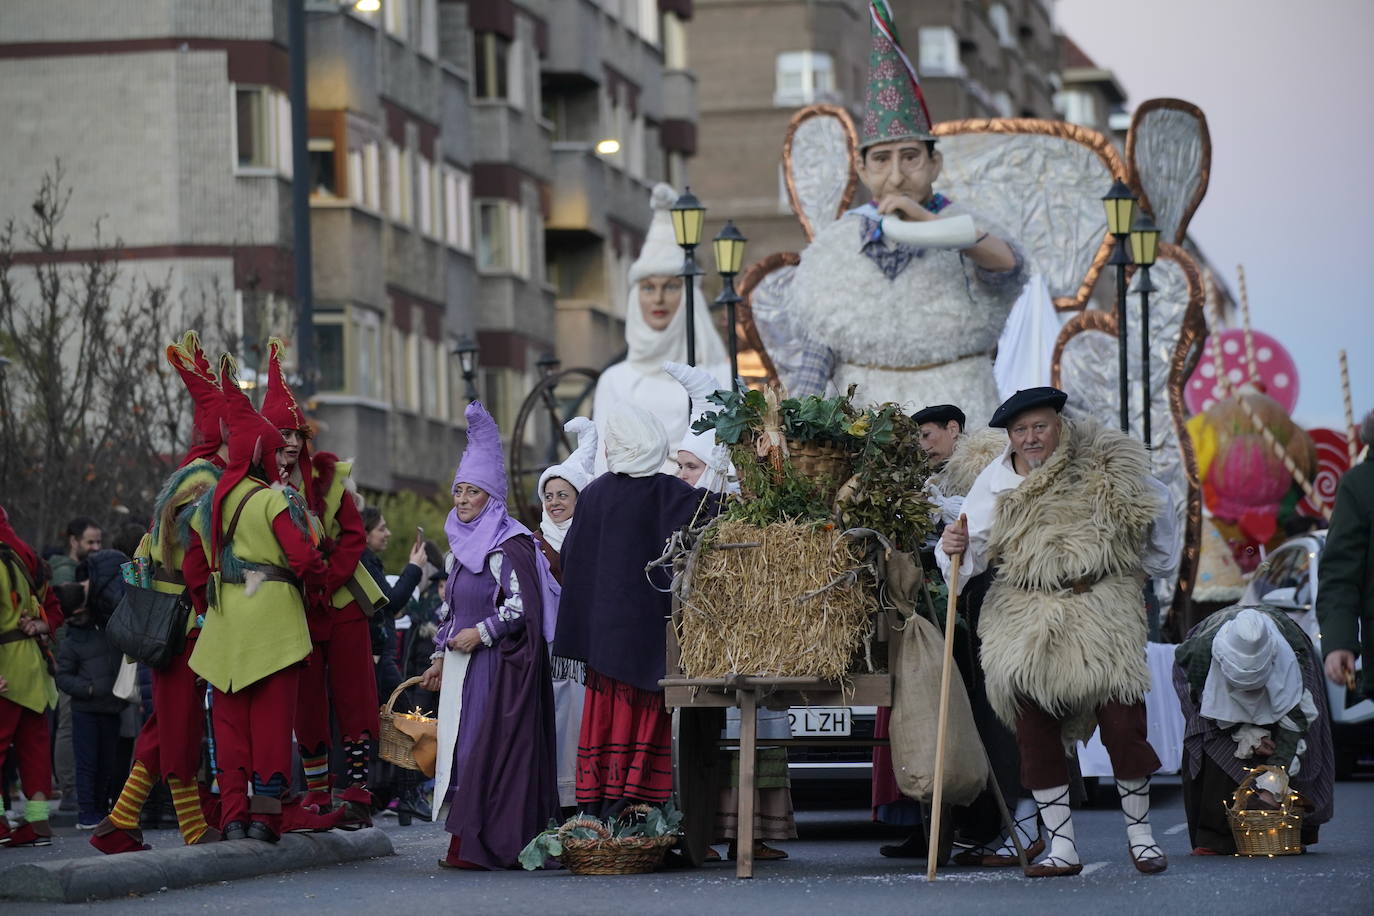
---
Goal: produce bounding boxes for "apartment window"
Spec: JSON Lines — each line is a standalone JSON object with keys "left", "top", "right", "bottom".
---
{"left": 1055, "top": 89, "right": 1097, "bottom": 128}
{"left": 989, "top": 3, "right": 1015, "bottom": 49}
{"left": 474, "top": 32, "right": 511, "bottom": 101}
{"left": 661, "top": 13, "right": 688, "bottom": 69}
{"left": 637, "top": 0, "right": 660, "bottom": 45}
{"left": 993, "top": 91, "right": 1013, "bottom": 118}
{"left": 234, "top": 86, "right": 291, "bottom": 172}
{"left": 386, "top": 141, "right": 412, "bottom": 224}
{"left": 774, "top": 51, "right": 835, "bottom": 107}
{"left": 347, "top": 141, "right": 382, "bottom": 211}
{"left": 384, "top": 0, "right": 409, "bottom": 40}
{"left": 434, "top": 339, "right": 450, "bottom": 421}
{"left": 316, "top": 315, "right": 346, "bottom": 392}
{"left": 417, "top": 156, "right": 436, "bottom": 236}
{"left": 419, "top": 335, "right": 437, "bottom": 417}
{"left": 918, "top": 27, "right": 964, "bottom": 78}
{"left": 417, "top": 0, "right": 438, "bottom": 58}
{"left": 476, "top": 200, "right": 511, "bottom": 272}
{"left": 391, "top": 326, "right": 419, "bottom": 411}
{"left": 308, "top": 138, "right": 339, "bottom": 196}
{"left": 355, "top": 309, "right": 384, "bottom": 401}
{"left": 443, "top": 167, "right": 472, "bottom": 250}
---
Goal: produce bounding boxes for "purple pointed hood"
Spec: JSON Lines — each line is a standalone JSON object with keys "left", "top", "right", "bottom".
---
{"left": 446, "top": 400, "right": 530, "bottom": 575}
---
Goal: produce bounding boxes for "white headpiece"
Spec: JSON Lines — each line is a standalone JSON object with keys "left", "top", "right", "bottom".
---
{"left": 604, "top": 404, "right": 669, "bottom": 478}
{"left": 622, "top": 183, "right": 730, "bottom": 377}
{"left": 537, "top": 417, "right": 598, "bottom": 553}
{"left": 1200, "top": 608, "right": 1303, "bottom": 727}
{"left": 664, "top": 361, "right": 732, "bottom": 493}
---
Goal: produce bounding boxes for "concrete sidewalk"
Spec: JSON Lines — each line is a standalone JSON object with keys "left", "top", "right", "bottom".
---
{"left": 0, "top": 827, "right": 393, "bottom": 903}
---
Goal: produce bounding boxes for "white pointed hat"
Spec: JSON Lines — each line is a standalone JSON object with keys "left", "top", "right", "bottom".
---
{"left": 538, "top": 417, "right": 598, "bottom": 496}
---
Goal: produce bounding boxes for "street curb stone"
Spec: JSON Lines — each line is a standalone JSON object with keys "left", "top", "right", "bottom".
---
{"left": 0, "top": 828, "right": 395, "bottom": 903}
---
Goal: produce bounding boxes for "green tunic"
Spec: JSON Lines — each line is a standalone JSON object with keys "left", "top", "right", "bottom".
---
{"left": 318, "top": 460, "right": 383, "bottom": 612}
{"left": 188, "top": 479, "right": 312, "bottom": 693}
{"left": 0, "top": 551, "right": 58, "bottom": 714}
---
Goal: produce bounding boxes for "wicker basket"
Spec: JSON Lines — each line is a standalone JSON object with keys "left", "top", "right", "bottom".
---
{"left": 786, "top": 438, "right": 853, "bottom": 485}
{"left": 1226, "top": 767, "right": 1304, "bottom": 856}
{"left": 556, "top": 806, "right": 678, "bottom": 875}
{"left": 379, "top": 675, "right": 432, "bottom": 771}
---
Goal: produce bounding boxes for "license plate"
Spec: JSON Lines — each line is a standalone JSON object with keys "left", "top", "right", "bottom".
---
{"left": 788, "top": 707, "right": 852, "bottom": 737}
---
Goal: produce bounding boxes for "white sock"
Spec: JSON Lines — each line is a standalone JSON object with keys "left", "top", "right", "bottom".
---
{"left": 1116, "top": 776, "right": 1162, "bottom": 860}
{"left": 1032, "top": 785, "right": 1079, "bottom": 866}
{"left": 995, "top": 796, "right": 1040, "bottom": 856}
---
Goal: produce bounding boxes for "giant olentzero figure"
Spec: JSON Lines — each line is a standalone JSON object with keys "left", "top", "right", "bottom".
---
{"left": 789, "top": 2, "right": 1027, "bottom": 427}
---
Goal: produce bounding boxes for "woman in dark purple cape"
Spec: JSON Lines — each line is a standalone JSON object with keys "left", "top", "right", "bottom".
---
{"left": 553, "top": 404, "right": 715, "bottom": 817}
{"left": 421, "top": 401, "right": 559, "bottom": 870}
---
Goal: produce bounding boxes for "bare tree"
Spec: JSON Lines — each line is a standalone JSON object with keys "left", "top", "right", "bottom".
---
{"left": 0, "top": 165, "right": 206, "bottom": 544}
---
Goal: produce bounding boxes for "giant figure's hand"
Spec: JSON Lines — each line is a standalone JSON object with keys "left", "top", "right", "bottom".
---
{"left": 876, "top": 194, "right": 936, "bottom": 223}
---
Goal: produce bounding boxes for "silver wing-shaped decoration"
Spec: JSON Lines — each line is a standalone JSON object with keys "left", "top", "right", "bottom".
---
{"left": 933, "top": 119, "right": 1124, "bottom": 311}
{"left": 783, "top": 104, "right": 860, "bottom": 242}
{"left": 1053, "top": 246, "right": 1208, "bottom": 611}
{"left": 1126, "top": 99, "right": 1211, "bottom": 245}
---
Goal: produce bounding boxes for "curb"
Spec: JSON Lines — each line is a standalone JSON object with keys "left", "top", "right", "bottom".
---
{"left": 0, "top": 828, "right": 395, "bottom": 903}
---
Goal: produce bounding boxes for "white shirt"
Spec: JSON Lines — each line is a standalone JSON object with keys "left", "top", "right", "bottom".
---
{"left": 935, "top": 444, "right": 1181, "bottom": 594}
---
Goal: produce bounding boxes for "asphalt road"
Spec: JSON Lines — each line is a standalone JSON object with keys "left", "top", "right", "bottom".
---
{"left": 6, "top": 777, "right": 1372, "bottom": 915}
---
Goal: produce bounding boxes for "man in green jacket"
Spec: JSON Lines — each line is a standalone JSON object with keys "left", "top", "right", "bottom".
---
{"left": 1316, "top": 411, "right": 1374, "bottom": 694}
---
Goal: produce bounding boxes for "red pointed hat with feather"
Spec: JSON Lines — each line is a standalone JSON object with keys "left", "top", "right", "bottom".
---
{"left": 167, "top": 331, "right": 227, "bottom": 468}
{"left": 259, "top": 336, "right": 328, "bottom": 508}
{"left": 207, "top": 354, "right": 286, "bottom": 569}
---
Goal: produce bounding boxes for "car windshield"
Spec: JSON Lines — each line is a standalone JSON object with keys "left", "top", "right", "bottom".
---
{"left": 1251, "top": 543, "right": 1314, "bottom": 607}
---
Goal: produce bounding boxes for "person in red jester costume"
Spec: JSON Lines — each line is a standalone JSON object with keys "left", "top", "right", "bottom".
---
{"left": 260, "top": 338, "right": 384, "bottom": 828}
{"left": 182, "top": 355, "right": 344, "bottom": 842}
{"left": 0, "top": 504, "right": 64, "bottom": 848}
{"left": 91, "top": 332, "right": 230, "bottom": 854}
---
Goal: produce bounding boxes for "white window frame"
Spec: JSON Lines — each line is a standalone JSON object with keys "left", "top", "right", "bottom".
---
{"left": 416, "top": 156, "right": 436, "bottom": 236}
{"left": 355, "top": 307, "right": 384, "bottom": 402}
{"left": 918, "top": 27, "right": 964, "bottom": 78}
{"left": 232, "top": 84, "right": 291, "bottom": 176}
{"left": 989, "top": 3, "right": 1015, "bottom": 49}
{"left": 314, "top": 311, "right": 347, "bottom": 393}
{"left": 418, "top": 0, "right": 438, "bottom": 59}
{"left": 384, "top": 0, "right": 409, "bottom": 41}
{"left": 476, "top": 199, "right": 511, "bottom": 272}
{"left": 443, "top": 166, "right": 472, "bottom": 251}
{"left": 385, "top": 141, "right": 413, "bottom": 225}
{"left": 773, "top": 51, "right": 835, "bottom": 107}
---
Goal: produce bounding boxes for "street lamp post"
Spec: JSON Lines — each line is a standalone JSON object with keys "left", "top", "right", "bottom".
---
{"left": 455, "top": 335, "right": 480, "bottom": 403}
{"left": 670, "top": 188, "right": 706, "bottom": 367}
{"left": 1129, "top": 212, "right": 1161, "bottom": 449}
{"left": 712, "top": 220, "right": 747, "bottom": 388}
{"left": 1102, "top": 179, "right": 1138, "bottom": 434}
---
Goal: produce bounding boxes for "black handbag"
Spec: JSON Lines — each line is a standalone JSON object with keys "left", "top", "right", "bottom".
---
{"left": 106, "top": 584, "right": 190, "bottom": 669}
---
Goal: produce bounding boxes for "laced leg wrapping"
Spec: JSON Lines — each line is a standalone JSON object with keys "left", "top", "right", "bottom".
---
{"left": 995, "top": 796, "right": 1041, "bottom": 856}
{"left": 1032, "top": 785, "right": 1080, "bottom": 867}
{"left": 1117, "top": 776, "right": 1164, "bottom": 862}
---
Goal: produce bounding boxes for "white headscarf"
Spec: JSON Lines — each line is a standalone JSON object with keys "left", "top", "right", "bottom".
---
{"left": 604, "top": 404, "right": 669, "bottom": 478}
{"left": 623, "top": 183, "right": 730, "bottom": 377}
{"left": 1201, "top": 608, "right": 1303, "bottom": 727}
{"left": 538, "top": 417, "right": 598, "bottom": 552}
{"left": 664, "top": 361, "right": 734, "bottom": 494}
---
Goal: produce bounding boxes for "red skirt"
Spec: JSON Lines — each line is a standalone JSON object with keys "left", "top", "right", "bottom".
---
{"left": 575, "top": 670, "right": 673, "bottom": 807}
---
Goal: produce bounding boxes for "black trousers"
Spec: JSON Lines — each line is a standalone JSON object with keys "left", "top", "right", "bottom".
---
{"left": 72, "top": 709, "right": 123, "bottom": 822}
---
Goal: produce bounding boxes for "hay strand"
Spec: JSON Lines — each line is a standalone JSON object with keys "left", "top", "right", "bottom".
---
{"left": 676, "top": 520, "right": 873, "bottom": 681}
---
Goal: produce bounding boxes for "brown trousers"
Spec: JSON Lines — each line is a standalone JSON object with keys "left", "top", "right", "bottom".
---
{"left": 1015, "top": 700, "right": 1160, "bottom": 790}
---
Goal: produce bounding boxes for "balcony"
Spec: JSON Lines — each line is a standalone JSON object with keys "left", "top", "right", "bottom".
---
{"left": 544, "top": 0, "right": 603, "bottom": 84}
{"left": 661, "top": 68, "right": 697, "bottom": 123}
{"left": 548, "top": 144, "right": 648, "bottom": 239}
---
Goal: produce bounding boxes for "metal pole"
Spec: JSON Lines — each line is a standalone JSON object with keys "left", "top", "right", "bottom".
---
{"left": 682, "top": 247, "right": 698, "bottom": 367}
{"left": 1114, "top": 239, "right": 1130, "bottom": 433}
{"left": 1139, "top": 266, "right": 1152, "bottom": 448}
{"left": 716, "top": 277, "right": 740, "bottom": 385}
{"left": 288, "top": 0, "right": 316, "bottom": 397}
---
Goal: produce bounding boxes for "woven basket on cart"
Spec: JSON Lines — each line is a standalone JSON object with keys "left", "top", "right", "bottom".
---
{"left": 378, "top": 675, "right": 432, "bottom": 771}
{"left": 1226, "top": 767, "right": 1304, "bottom": 856}
{"left": 557, "top": 807, "right": 679, "bottom": 875}
{"left": 785, "top": 438, "right": 852, "bottom": 485}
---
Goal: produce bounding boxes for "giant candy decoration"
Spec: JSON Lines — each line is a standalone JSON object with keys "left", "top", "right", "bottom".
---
{"left": 1185, "top": 328, "right": 1299, "bottom": 415}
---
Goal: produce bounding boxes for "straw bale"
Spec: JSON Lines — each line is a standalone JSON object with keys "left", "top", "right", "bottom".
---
{"left": 676, "top": 519, "right": 874, "bottom": 680}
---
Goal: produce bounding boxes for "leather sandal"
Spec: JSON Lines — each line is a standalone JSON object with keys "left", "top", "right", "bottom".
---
{"left": 1130, "top": 846, "right": 1168, "bottom": 874}
{"left": 1026, "top": 858, "right": 1083, "bottom": 878}
{"left": 980, "top": 836, "right": 1045, "bottom": 867}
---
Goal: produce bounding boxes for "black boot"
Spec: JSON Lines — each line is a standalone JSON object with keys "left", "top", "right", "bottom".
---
{"left": 879, "top": 831, "right": 927, "bottom": 858}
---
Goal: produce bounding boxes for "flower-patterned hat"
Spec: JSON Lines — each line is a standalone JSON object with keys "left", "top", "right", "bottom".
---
{"left": 861, "top": 1, "right": 934, "bottom": 149}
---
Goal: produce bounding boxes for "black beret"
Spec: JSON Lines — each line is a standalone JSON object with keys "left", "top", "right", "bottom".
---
{"left": 988, "top": 387, "right": 1068, "bottom": 429}
{"left": 912, "top": 404, "right": 966, "bottom": 428}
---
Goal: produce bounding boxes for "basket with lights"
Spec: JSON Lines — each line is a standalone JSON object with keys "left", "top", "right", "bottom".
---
{"left": 379, "top": 675, "right": 438, "bottom": 772}
{"left": 1226, "top": 765, "right": 1304, "bottom": 856}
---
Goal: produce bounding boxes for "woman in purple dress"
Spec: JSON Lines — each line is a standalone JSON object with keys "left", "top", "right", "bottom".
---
{"left": 419, "top": 400, "right": 559, "bottom": 870}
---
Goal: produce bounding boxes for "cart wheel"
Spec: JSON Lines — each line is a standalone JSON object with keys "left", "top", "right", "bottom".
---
{"left": 672, "top": 705, "right": 725, "bottom": 866}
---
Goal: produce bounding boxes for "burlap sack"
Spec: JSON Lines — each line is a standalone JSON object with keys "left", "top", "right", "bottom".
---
{"left": 888, "top": 612, "right": 989, "bottom": 806}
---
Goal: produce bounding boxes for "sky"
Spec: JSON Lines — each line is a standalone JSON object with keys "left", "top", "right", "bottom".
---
{"left": 1055, "top": 0, "right": 1374, "bottom": 432}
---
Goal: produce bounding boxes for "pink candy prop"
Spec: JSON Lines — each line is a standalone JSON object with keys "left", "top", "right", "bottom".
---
{"left": 1297, "top": 428, "right": 1354, "bottom": 519}
{"left": 1185, "top": 329, "right": 1299, "bottom": 415}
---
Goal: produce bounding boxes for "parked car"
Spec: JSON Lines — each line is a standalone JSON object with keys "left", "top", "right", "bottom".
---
{"left": 1241, "top": 530, "right": 1374, "bottom": 777}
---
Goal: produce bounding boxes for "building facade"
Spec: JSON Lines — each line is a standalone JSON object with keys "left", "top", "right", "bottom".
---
{"left": 686, "top": 0, "right": 1060, "bottom": 272}
{"left": 0, "top": 0, "right": 696, "bottom": 497}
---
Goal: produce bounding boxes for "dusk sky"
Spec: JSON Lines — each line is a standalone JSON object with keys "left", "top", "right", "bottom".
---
{"left": 1056, "top": 0, "right": 1374, "bottom": 432}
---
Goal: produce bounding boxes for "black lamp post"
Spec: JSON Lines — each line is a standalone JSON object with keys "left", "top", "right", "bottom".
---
{"left": 1102, "top": 179, "right": 1137, "bottom": 434}
{"left": 455, "top": 334, "right": 480, "bottom": 403}
{"left": 1129, "top": 211, "right": 1161, "bottom": 449}
{"left": 712, "top": 220, "right": 747, "bottom": 387}
{"left": 670, "top": 188, "right": 706, "bottom": 367}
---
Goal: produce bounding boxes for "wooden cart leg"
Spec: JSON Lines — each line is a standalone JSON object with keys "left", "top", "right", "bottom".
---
{"left": 737, "top": 689, "right": 757, "bottom": 879}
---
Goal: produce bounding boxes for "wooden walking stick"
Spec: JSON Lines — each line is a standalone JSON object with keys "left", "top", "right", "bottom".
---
{"left": 927, "top": 514, "right": 966, "bottom": 882}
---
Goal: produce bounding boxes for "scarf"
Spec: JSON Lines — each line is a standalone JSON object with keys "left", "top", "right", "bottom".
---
{"left": 539, "top": 511, "right": 572, "bottom": 553}
{"left": 1201, "top": 610, "right": 1303, "bottom": 727}
{"left": 444, "top": 497, "right": 531, "bottom": 577}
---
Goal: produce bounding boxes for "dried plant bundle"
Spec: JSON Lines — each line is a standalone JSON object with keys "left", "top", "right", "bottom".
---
{"left": 676, "top": 519, "right": 874, "bottom": 680}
